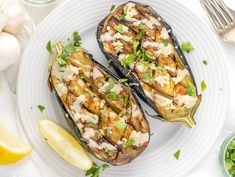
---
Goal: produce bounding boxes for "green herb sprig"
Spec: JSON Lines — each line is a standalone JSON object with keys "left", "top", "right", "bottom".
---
{"left": 85, "top": 163, "right": 109, "bottom": 177}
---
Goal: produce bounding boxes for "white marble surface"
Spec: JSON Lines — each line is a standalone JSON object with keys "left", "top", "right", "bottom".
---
{"left": 1, "top": 0, "right": 235, "bottom": 176}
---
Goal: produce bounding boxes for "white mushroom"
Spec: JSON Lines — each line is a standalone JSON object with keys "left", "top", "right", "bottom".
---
{"left": 0, "top": 32, "right": 21, "bottom": 71}
{"left": 3, "top": 4, "right": 25, "bottom": 35}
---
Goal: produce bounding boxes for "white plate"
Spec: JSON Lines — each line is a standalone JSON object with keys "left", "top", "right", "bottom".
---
{"left": 17, "top": 0, "right": 229, "bottom": 177}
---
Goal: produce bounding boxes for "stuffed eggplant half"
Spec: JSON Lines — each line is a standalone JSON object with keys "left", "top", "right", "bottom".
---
{"left": 97, "top": 1, "right": 202, "bottom": 128}
{"left": 48, "top": 41, "right": 150, "bottom": 165}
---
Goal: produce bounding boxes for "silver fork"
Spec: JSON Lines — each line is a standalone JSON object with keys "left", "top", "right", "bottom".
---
{"left": 200, "top": 0, "right": 235, "bottom": 45}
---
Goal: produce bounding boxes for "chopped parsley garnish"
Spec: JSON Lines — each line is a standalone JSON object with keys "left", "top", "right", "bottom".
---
{"left": 144, "top": 72, "right": 153, "bottom": 81}
{"left": 186, "top": 84, "right": 196, "bottom": 97}
{"left": 110, "top": 4, "right": 115, "bottom": 13}
{"left": 163, "top": 41, "right": 168, "bottom": 47}
{"left": 173, "top": 149, "right": 181, "bottom": 160}
{"left": 124, "top": 95, "right": 129, "bottom": 108}
{"left": 73, "top": 31, "right": 82, "bottom": 47}
{"left": 64, "top": 44, "right": 76, "bottom": 53}
{"left": 121, "top": 54, "right": 135, "bottom": 68}
{"left": 144, "top": 50, "right": 155, "bottom": 60}
{"left": 97, "top": 130, "right": 103, "bottom": 138}
{"left": 201, "top": 80, "right": 207, "bottom": 92}
{"left": 114, "top": 24, "right": 127, "bottom": 33}
{"left": 80, "top": 73, "right": 87, "bottom": 79}
{"left": 106, "top": 78, "right": 115, "bottom": 92}
{"left": 37, "top": 105, "right": 45, "bottom": 112}
{"left": 105, "top": 128, "right": 112, "bottom": 135}
{"left": 133, "top": 40, "right": 140, "bottom": 55}
{"left": 108, "top": 91, "right": 119, "bottom": 100}
{"left": 87, "top": 122, "right": 96, "bottom": 127}
{"left": 181, "top": 42, "right": 194, "bottom": 53}
{"left": 46, "top": 41, "right": 52, "bottom": 53}
{"left": 119, "top": 78, "right": 128, "bottom": 83}
{"left": 156, "top": 65, "right": 164, "bottom": 71}
{"left": 120, "top": 6, "right": 128, "bottom": 21}
{"left": 125, "top": 139, "right": 135, "bottom": 148}
{"left": 115, "top": 120, "right": 126, "bottom": 131}
{"left": 203, "top": 60, "right": 208, "bottom": 65}
{"left": 85, "top": 163, "right": 109, "bottom": 177}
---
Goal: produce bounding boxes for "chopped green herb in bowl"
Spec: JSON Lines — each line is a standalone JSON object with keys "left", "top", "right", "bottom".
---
{"left": 220, "top": 132, "right": 235, "bottom": 177}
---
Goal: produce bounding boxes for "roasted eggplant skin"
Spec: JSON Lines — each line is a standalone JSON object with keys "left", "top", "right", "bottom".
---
{"left": 48, "top": 42, "right": 150, "bottom": 165}
{"left": 96, "top": 1, "right": 202, "bottom": 128}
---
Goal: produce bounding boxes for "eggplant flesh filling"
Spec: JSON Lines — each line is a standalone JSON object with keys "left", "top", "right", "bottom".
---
{"left": 49, "top": 43, "right": 150, "bottom": 165}
{"left": 98, "top": 2, "right": 201, "bottom": 127}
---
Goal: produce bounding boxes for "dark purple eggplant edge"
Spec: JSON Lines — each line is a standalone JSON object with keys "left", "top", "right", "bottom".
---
{"left": 96, "top": 1, "right": 199, "bottom": 118}
{"left": 48, "top": 50, "right": 150, "bottom": 166}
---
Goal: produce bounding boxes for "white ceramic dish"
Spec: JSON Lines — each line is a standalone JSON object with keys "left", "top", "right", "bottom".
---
{"left": 17, "top": 0, "right": 229, "bottom": 177}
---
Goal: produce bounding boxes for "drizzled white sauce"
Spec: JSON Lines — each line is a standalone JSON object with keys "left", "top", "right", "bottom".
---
{"left": 135, "top": 62, "right": 146, "bottom": 72}
{"left": 63, "top": 65, "right": 79, "bottom": 81}
{"left": 113, "top": 33, "right": 133, "bottom": 42}
{"left": 100, "top": 142, "right": 117, "bottom": 151}
{"left": 142, "top": 41, "right": 174, "bottom": 56}
{"left": 160, "top": 27, "right": 170, "bottom": 40}
{"left": 100, "top": 32, "right": 115, "bottom": 42}
{"left": 132, "top": 104, "right": 141, "bottom": 117}
{"left": 83, "top": 128, "right": 96, "bottom": 140}
{"left": 111, "top": 84, "right": 123, "bottom": 94}
{"left": 175, "top": 94, "right": 198, "bottom": 109}
{"left": 154, "top": 94, "right": 175, "bottom": 109}
{"left": 164, "top": 66, "right": 176, "bottom": 73}
{"left": 109, "top": 111, "right": 116, "bottom": 118}
{"left": 155, "top": 75, "right": 170, "bottom": 87}
{"left": 129, "top": 130, "right": 149, "bottom": 146}
{"left": 56, "top": 83, "right": 68, "bottom": 96}
{"left": 93, "top": 66, "right": 104, "bottom": 79}
{"left": 172, "top": 69, "right": 189, "bottom": 84}
{"left": 124, "top": 2, "right": 138, "bottom": 21}
{"left": 112, "top": 40, "right": 124, "bottom": 52}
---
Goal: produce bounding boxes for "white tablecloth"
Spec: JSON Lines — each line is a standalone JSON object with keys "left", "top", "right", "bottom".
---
{"left": 1, "top": 0, "right": 235, "bottom": 176}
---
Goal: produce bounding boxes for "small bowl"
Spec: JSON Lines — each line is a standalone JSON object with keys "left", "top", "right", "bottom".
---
{"left": 220, "top": 132, "right": 235, "bottom": 177}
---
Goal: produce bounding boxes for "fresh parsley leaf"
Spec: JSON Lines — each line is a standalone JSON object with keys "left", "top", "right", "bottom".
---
{"left": 163, "top": 41, "right": 168, "bottom": 47}
{"left": 186, "top": 84, "right": 196, "bottom": 97}
{"left": 46, "top": 41, "right": 52, "bottom": 53}
{"left": 85, "top": 163, "right": 109, "bottom": 177}
{"left": 106, "top": 78, "right": 115, "bottom": 92}
{"left": 201, "top": 80, "right": 207, "bottom": 92}
{"left": 37, "top": 105, "right": 45, "bottom": 112}
{"left": 105, "top": 128, "right": 112, "bottom": 135}
{"left": 80, "top": 73, "right": 87, "bottom": 79}
{"left": 124, "top": 95, "right": 129, "bottom": 108}
{"left": 119, "top": 78, "right": 128, "bottom": 83}
{"left": 87, "top": 122, "right": 96, "bottom": 127}
{"left": 115, "top": 120, "right": 126, "bottom": 131}
{"left": 156, "top": 65, "right": 164, "bottom": 71}
{"left": 57, "top": 57, "right": 67, "bottom": 67}
{"left": 114, "top": 24, "right": 127, "bottom": 33}
{"left": 73, "top": 32, "right": 82, "bottom": 47}
{"left": 108, "top": 91, "right": 119, "bottom": 100}
{"left": 174, "top": 149, "right": 181, "bottom": 160}
{"left": 144, "top": 72, "right": 153, "bottom": 81}
{"left": 120, "top": 6, "right": 128, "bottom": 21}
{"left": 203, "top": 60, "right": 208, "bottom": 65}
{"left": 144, "top": 50, "right": 155, "bottom": 60}
{"left": 121, "top": 54, "right": 135, "bottom": 68}
{"left": 110, "top": 4, "right": 115, "bottom": 13}
{"left": 64, "top": 44, "right": 76, "bottom": 53}
{"left": 133, "top": 40, "right": 140, "bottom": 55}
{"left": 181, "top": 42, "right": 194, "bottom": 53}
{"left": 125, "top": 139, "right": 135, "bottom": 147}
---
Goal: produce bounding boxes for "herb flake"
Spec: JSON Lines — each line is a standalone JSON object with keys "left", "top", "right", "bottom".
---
{"left": 181, "top": 42, "right": 194, "bottom": 53}
{"left": 203, "top": 60, "right": 208, "bottom": 65}
{"left": 110, "top": 5, "right": 115, "bottom": 13}
{"left": 46, "top": 41, "right": 52, "bottom": 53}
{"left": 85, "top": 163, "right": 109, "bottom": 177}
{"left": 73, "top": 32, "right": 82, "bottom": 47}
{"left": 174, "top": 149, "right": 181, "bottom": 160}
{"left": 186, "top": 84, "right": 196, "bottom": 97}
{"left": 201, "top": 80, "right": 207, "bottom": 92}
{"left": 125, "top": 139, "right": 135, "bottom": 148}
{"left": 37, "top": 105, "right": 45, "bottom": 112}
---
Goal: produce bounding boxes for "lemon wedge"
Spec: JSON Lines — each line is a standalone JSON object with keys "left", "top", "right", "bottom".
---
{"left": 0, "top": 124, "right": 32, "bottom": 165}
{"left": 38, "top": 119, "right": 92, "bottom": 170}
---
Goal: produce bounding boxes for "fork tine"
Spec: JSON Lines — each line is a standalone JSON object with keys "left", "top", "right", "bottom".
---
{"left": 200, "top": 0, "right": 223, "bottom": 31}
{"left": 218, "top": 0, "right": 234, "bottom": 23}
{"left": 211, "top": 0, "right": 231, "bottom": 26}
